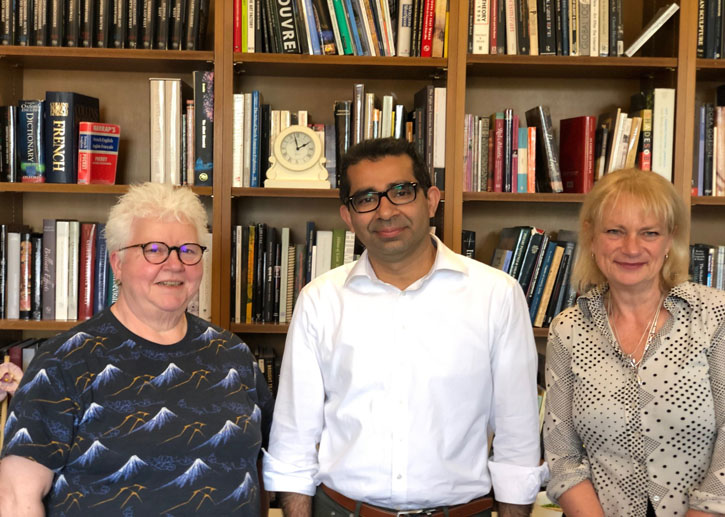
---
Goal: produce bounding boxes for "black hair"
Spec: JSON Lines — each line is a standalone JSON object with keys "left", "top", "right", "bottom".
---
{"left": 338, "top": 138, "right": 432, "bottom": 204}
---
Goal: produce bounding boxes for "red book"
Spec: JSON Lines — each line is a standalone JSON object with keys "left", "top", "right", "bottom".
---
{"left": 420, "top": 0, "right": 435, "bottom": 57}
{"left": 493, "top": 112, "right": 505, "bottom": 192}
{"left": 559, "top": 116, "right": 596, "bottom": 194}
{"left": 7, "top": 345, "right": 23, "bottom": 370}
{"left": 78, "top": 223, "right": 97, "bottom": 320}
{"left": 511, "top": 114, "right": 519, "bottom": 193}
{"left": 233, "top": 0, "right": 242, "bottom": 52}
{"left": 490, "top": 0, "right": 498, "bottom": 54}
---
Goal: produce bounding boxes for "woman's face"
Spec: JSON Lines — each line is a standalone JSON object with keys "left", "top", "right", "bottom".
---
{"left": 111, "top": 218, "right": 203, "bottom": 318}
{"left": 591, "top": 193, "right": 672, "bottom": 294}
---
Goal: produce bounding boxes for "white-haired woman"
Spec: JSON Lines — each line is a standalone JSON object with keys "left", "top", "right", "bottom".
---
{"left": 544, "top": 169, "right": 725, "bottom": 517}
{"left": 0, "top": 183, "right": 273, "bottom": 516}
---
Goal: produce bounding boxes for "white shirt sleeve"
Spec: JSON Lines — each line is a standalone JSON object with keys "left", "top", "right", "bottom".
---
{"left": 262, "top": 290, "right": 326, "bottom": 495}
{"left": 488, "top": 282, "right": 549, "bottom": 504}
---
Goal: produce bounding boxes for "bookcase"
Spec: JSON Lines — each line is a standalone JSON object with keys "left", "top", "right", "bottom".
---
{"left": 0, "top": 0, "right": 717, "bottom": 348}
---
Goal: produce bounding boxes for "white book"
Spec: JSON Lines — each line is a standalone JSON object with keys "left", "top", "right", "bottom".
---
{"left": 297, "top": 110, "right": 308, "bottom": 126}
{"left": 279, "top": 227, "right": 290, "bottom": 324}
{"left": 505, "top": 0, "right": 517, "bottom": 54}
{"left": 528, "top": 0, "right": 538, "bottom": 55}
{"left": 6, "top": 232, "right": 20, "bottom": 319}
{"left": 397, "top": 0, "right": 413, "bottom": 56}
{"left": 343, "top": 231, "right": 355, "bottom": 264}
{"left": 149, "top": 78, "right": 166, "bottom": 183}
{"left": 310, "top": 245, "right": 318, "bottom": 279}
{"left": 599, "top": 0, "right": 608, "bottom": 56}
{"left": 235, "top": 225, "right": 243, "bottom": 323}
{"left": 433, "top": 87, "right": 447, "bottom": 179}
{"left": 616, "top": 116, "right": 633, "bottom": 170}
{"left": 606, "top": 111, "right": 627, "bottom": 174}
{"left": 589, "top": 0, "right": 599, "bottom": 56}
{"left": 314, "top": 230, "right": 333, "bottom": 278}
{"left": 364, "top": 93, "right": 376, "bottom": 139}
{"left": 22, "top": 346, "right": 36, "bottom": 370}
{"left": 247, "top": 0, "right": 256, "bottom": 52}
{"left": 624, "top": 3, "right": 679, "bottom": 58}
{"left": 233, "top": 93, "right": 245, "bottom": 187}
{"left": 299, "top": 0, "right": 315, "bottom": 55}
{"left": 242, "top": 92, "right": 253, "bottom": 187}
{"left": 165, "top": 78, "right": 182, "bottom": 185}
{"left": 381, "top": 95, "right": 394, "bottom": 138}
{"left": 325, "top": 0, "right": 344, "bottom": 54}
{"left": 717, "top": 245, "right": 725, "bottom": 290}
{"left": 280, "top": 110, "right": 291, "bottom": 129}
{"left": 652, "top": 87, "right": 675, "bottom": 181}
{"left": 578, "top": 0, "right": 590, "bottom": 57}
{"left": 472, "top": 0, "right": 489, "bottom": 54}
{"left": 270, "top": 109, "right": 281, "bottom": 160}
{"left": 55, "top": 221, "right": 69, "bottom": 321}
{"left": 199, "top": 231, "right": 212, "bottom": 321}
{"left": 67, "top": 221, "right": 80, "bottom": 321}
{"left": 355, "top": 0, "right": 377, "bottom": 56}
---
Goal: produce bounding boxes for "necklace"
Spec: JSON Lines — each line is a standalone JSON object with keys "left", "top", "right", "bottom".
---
{"left": 607, "top": 294, "right": 664, "bottom": 369}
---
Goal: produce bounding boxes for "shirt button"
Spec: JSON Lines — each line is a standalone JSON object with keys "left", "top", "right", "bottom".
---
{"left": 653, "top": 496, "right": 660, "bottom": 502}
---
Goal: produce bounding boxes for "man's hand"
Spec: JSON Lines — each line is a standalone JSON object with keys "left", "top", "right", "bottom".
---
{"left": 496, "top": 502, "right": 532, "bottom": 517}
{"left": 279, "top": 492, "right": 312, "bottom": 517}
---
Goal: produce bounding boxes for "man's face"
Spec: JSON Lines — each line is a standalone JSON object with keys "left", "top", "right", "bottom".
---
{"left": 340, "top": 154, "right": 440, "bottom": 269}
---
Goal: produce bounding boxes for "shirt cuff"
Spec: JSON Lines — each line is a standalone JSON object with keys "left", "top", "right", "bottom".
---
{"left": 261, "top": 449, "right": 318, "bottom": 496}
{"left": 488, "top": 461, "right": 550, "bottom": 505}
{"left": 688, "top": 490, "right": 725, "bottom": 515}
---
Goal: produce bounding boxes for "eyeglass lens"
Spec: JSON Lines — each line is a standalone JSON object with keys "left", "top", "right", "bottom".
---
{"left": 351, "top": 183, "right": 417, "bottom": 213}
{"left": 143, "top": 242, "right": 204, "bottom": 265}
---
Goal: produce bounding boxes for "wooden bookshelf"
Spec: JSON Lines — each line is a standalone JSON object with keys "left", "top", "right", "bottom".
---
{"left": 0, "top": 0, "right": 716, "bottom": 344}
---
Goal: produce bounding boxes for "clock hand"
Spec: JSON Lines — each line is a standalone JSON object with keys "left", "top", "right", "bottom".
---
{"left": 298, "top": 141, "right": 311, "bottom": 149}
{"left": 293, "top": 134, "right": 300, "bottom": 150}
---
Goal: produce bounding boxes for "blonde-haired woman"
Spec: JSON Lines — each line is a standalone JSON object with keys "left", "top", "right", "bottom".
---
{"left": 544, "top": 168, "right": 725, "bottom": 517}
{"left": 0, "top": 183, "right": 273, "bottom": 516}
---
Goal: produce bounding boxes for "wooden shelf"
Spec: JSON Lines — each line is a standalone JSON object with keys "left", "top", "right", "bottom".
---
{"left": 0, "top": 47, "right": 214, "bottom": 72}
{"left": 463, "top": 192, "right": 585, "bottom": 203}
{"left": 466, "top": 55, "right": 677, "bottom": 78}
{"left": 0, "top": 184, "right": 213, "bottom": 196}
{"left": 232, "top": 187, "right": 341, "bottom": 199}
{"left": 233, "top": 53, "right": 448, "bottom": 79}
{"left": 696, "top": 58, "right": 725, "bottom": 80}
{"left": 0, "top": 319, "right": 77, "bottom": 331}
{"left": 691, "top": 196, "right": 725, "bottom": 206}
{"left": 533, "top": 328, "right": 548, "bottom": 338}
{"left": 230, "top": 323, "right": 290, "bottom": 334}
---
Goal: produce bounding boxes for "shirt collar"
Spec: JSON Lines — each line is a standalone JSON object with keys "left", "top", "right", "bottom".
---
{"left": 344, "top": 234, "right": 469, "bottom": 290}
{"left": 577, "top": 281, "right": 695, "bottom": 321}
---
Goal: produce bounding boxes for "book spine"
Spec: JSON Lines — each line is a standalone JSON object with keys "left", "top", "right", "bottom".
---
{"left": 77, "top": 223, "right": 96, "bottom": 320}
{"left": 18, "top": 100, "right": 46, "bottom": 183}
{"left": 19, "top": 232, "right": 31, "bottom": 320}
{"left": 16, "top": 0, "right": 29, "bottom": 45}
{"left": 126, "top": 0, "right": 139, "bottom": 47}
{"left": 96, "top": 0, "right": 111, "bottom": 46}
{"left": 67, "top": 220, "right": 79, "bottom": 320}
{"left": 504, "top": 108, "right": 513, "bottom": 191}
{"left": 34, "top": 0, "right": 48, "bottom": 46}
{"left": 250, "top": 90, "right": 260, "bottom": 187}
{"left": 41, "top": 219, "right": 56, "bottom": 320}
{"left": 155, "top": 0, "right": 169, "bottom": 48}
{"left": 396, "top": 0, "right": 413, "bottom": 56}
{"left": 1, "top": 0, "right": 15, "bottom": 44}
{"left": 0, "top": 225, "right": 6, "bottom": 318}
{"left": 1, "top": 107, "right": 17, "bottom": 182}
{"left": 143, "top": 0, "right": 158, "bottom": 48}
{"left": 193, "top": 70, "right": 214, "bottom": 186}
{"left": 169, "top": 0, "right": 185, "bottom": 48}
{"left": 93, "top": 223, "right": 107, "bottom": 315}
{"left": 418, "top": 0, "right": 433, "bottom": 56}
{"left": 82, "top": 0, "right": 96, "bottom": 46}
{"left": 6, "top": 232, "right": 20, "bottom": 319}
{"left": 515, "top": 0, "right": 529, "bottom": 54}
{"left": 66, "top": 0, "right": 80, "bottom": 45}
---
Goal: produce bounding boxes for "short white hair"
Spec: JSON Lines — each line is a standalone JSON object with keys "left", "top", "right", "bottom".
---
{"left": 105, "top": 183, "right": 208, "bottom": 252}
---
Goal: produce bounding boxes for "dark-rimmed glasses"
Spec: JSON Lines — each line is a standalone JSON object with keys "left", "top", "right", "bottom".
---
{"left": 346, "top": 182, "right": 419, "bottom": 213}
{"left": 118, "top": 242, "right": 207, "bottom": 265}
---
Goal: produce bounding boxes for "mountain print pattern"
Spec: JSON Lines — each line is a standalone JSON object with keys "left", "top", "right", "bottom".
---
{"left": 2, "top": 310, "right": 274, "bottom": 516}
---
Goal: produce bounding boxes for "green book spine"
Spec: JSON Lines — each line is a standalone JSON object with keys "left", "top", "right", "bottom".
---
{"left": 331, "top": 228, "right": 346, "bottom": 268}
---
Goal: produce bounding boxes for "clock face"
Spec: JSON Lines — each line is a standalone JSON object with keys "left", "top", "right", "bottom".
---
{"left": 279, "top": 130, "right": 319, "bottom": 171}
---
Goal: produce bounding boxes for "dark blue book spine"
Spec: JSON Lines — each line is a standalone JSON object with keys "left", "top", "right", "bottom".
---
{"left": 17, "top": 100, "right": 45, "bottom": 183}
{"left": 193, "top": 70, "right": 214, "bottom": 186}
{"left": 305, "top": 221, "right": 315, "bottom": 284}
{"left": 1, "top": 106, "right": 18, "bottom": 182}
{"left": 560, "top": 0, "right": 569, "bottom": 55}
{"left": 93, "top": 223, "right": 108, "bottom": 314}
{"left": 529, "top": 241, "right": 557, "bottom": 321}
{"left": 250, "top": 90, "right": 260, "bottom": 187}
{"left": 44, "top": 92, "right": 100, "bottom": 183}
{"left": 1, "top": 0, "right": 15, "bottom": 44}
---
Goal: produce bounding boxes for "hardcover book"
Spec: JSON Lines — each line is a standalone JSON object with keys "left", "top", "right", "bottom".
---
{"left": 193, "top": 70, "right": 214, "bottom": 186}
{"left": 0, "top": 106, "right": 17, "bottom": 182}
{"left": 0, "top": 225, "right": 6, "bottom": 318}
{"left": 77, "top": 122, "right": 121, "bottom": 184}
{"left": 41, "top": 218, "right": 55, "bottom": 320}
{"left": 96, "top": 0, "right": 112, "bottom": 47}
{"left": 44, "top": 91, "right": 100, "bottom": 183}
{"left": 78, "top": 223, "right": 96, "bottom": 320}
{"left": 17, "top": 100, "right": 46, "bottom": 183}
{"left": 559, "top": 115, "right": 596, "bottom": 193}
{"left": 525, "top": 105, "right": 563, "bottom": 192}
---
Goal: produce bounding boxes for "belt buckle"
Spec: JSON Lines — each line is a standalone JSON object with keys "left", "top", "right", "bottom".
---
{"left": 396, "top": 509, "right": 438, "bottom": 517}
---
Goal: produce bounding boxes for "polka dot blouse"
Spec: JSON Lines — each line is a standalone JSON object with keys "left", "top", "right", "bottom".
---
{"left": 544, "top": 282, "right": 725, "bottom": 516}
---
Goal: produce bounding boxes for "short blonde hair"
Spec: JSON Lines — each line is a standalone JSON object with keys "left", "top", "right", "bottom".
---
{"left": 105, "top": 183, "right": 208, "bottom": 252}
{"left": 572, "top": 168, "right": 689, "bottom": 293}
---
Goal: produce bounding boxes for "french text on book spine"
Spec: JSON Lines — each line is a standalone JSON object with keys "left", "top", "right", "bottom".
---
{"left": 77, "top": 122, "right": 121, "bottom": 184}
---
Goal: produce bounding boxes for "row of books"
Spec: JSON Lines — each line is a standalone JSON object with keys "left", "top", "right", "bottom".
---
{"left": 230, "top": 223, "right": 357, "bottom": 324}
{"left": 149, "top": 71, "right": 214, "bottom": 187}
{"left": 697, "top": 0, "right": 725, "bottom": 59}
{"left": 233, "top": 83, "right": 446, "bottom": 190}
{"left": 690, "top": 243, "right": 725, "bottom": 290}
{"left": 251, "top": 343, "right": 279, "bottom": 396}
{"left": 0, "top": 91, "right": 117, "bottom": 184}
{"left": 0, "top": 0, "right": 211, "bottom": 50}
{"left": 485, "top": 226, "right": 578, "bottom": 328}
{"left": 463, "top": 89, "right": 675, "bottom": 194}
{"left": 693, "top": 85, "right": 725, "bottom": 197}
{"left": 233, "top": 0, "right": 448, "bottom": 58}
{"left": 0, "top": 222, "right": 213, "bottom": 322}
{"left": 467, "top": 0, "right": 679, "bottom": 58}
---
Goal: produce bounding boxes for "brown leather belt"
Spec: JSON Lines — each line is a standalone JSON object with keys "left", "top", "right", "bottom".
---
{"left": 320, "top": 484, "right": 493, "bottom": 517}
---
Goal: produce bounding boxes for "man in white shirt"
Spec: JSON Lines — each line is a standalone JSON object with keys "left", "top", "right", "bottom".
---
{"left": 263, "top": 138, "right": 547, "bottom": 517}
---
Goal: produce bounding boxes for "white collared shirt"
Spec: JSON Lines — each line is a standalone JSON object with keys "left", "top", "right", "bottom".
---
{"left": 263, "top": 237, "right": 548, "bottom": 508}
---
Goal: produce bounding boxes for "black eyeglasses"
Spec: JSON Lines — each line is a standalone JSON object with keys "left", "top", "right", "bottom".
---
{"left": 118, "top": 242, "right": 207, "bottom": 265}
{"left": 346, "top": 182, "right": 419, "bottom": 213}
